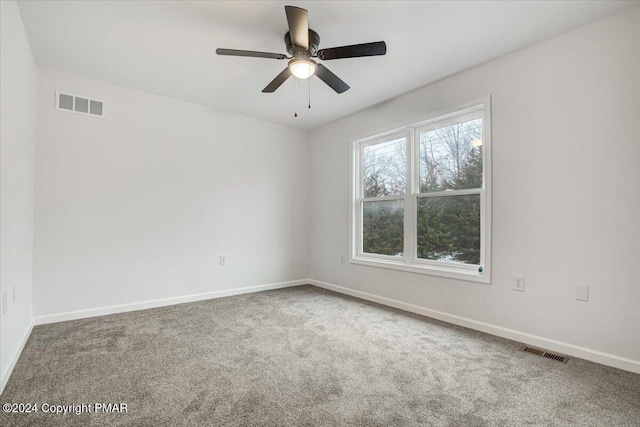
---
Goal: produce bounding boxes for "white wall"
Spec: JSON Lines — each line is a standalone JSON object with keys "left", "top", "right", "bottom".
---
{"left": 33, "top": 68, "right": 310, "bottom": 317}
{"left": 0, "top": 0, "right": 37, "bottom": 386}
{"left": 309, "top": 8, "right": 640, "bottom": 363}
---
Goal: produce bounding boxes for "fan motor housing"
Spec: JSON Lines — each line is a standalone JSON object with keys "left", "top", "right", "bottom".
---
{"left": 285, "top": 29, "right": 320, "bottom": 57}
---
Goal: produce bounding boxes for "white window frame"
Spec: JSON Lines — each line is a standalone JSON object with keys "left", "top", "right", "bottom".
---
{"left": 350, "top": 97, "right": 492, "bottom": 284}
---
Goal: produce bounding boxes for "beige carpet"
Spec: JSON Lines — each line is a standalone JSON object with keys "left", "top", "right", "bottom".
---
{"left": 1, "top": 285, "right": 639, "bottom": 426}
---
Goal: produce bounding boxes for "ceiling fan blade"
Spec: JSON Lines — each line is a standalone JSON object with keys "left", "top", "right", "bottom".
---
{"left": 262, "top": 68, "right": 293, "bottom": 93}
{"left": 285, "top": 6, "right": 309, "bottom": 49}
{"left": 315, "top": 64, "right": 350, "bottom": 94}
{"left": 317, "top": 41, "right": 386, "bottom": 60}
{"left": 216, "top": 48, "right": 287, "bottom": 60}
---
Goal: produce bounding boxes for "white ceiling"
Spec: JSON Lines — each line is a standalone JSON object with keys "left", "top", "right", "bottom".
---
{"left": 17, "top": 0, "right": 639, "bottom": 130}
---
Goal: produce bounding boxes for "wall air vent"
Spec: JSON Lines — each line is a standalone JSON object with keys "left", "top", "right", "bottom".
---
{"left": 55, "top": 91, "right": 105, "bottom": 118}
{"left": 522, "top": 346, "right": 569, "bottom": 363}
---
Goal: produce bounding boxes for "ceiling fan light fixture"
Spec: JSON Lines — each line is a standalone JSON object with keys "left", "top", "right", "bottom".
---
{"left": 217, "top": 6, "right": 386, "bottom": 94}
{"left": 289, "top": 58, "right": 316, "bottom": 79}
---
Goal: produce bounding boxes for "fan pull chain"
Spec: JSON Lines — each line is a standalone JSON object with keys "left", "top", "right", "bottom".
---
{"left": 294, "top": 78, "right": 298, "bottom": 118}
{"left": 308, "top": 75, "right": 311, "bottom": 109}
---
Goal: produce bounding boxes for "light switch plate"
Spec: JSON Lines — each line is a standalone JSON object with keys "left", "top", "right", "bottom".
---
{"left": 576, "top": 284, "right": 589, "bottom": 301}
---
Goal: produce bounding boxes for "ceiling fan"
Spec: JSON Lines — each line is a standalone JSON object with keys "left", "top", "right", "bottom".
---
{"left": 216, "top": 5, "right": 386, "bottom": 94}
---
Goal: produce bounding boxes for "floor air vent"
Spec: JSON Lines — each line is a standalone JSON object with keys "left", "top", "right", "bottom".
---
{"left": 522, "top": 346, "right": 569, "bottom": 363}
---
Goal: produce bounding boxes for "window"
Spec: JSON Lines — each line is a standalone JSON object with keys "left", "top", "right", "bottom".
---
{"left": 351, "top": 98, "right": 491, "bottom": 283}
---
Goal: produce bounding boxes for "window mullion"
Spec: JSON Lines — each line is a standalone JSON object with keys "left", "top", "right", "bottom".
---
{"left": 361, "top": 195, "right": 405, "bottom": 203}
{"left": 403, "top": 128, "right": 415, "bottom": 262}
{"left": 417, "top": 188, "right": 482, "bottom": 198}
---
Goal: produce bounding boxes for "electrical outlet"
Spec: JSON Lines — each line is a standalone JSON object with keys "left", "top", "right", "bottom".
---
{"left": 513, "top": 276, "right": 525, "bottom": 292}
{"left": 219, "top": 255, "right": 226, "bottom": 266}
{"left": 340, "top": 254, "right": 345, "bottom": 264}
{"left": 2, "top": 292, "right": 7, "bottom": 314}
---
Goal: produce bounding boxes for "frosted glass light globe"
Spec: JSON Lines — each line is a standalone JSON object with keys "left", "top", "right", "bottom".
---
{"left": 289, "top": 59, "right": 316, "bottom": 79}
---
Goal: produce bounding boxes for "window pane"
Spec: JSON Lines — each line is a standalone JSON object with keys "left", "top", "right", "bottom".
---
{"left": 363, "top": 137, "right": 406, "bottom": 197}
{"left": 363, "top": 200, "right": 404, "bottom": 256}
{"left": 419, "top": 118, "right": 482, "bottom": 192}
{"left": 417, "top": 194, "right": 480, "bottom": 265}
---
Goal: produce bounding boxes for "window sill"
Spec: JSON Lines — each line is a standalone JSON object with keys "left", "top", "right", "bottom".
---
{"left": 350, "top": 256, "right": 490, "bottom": 284}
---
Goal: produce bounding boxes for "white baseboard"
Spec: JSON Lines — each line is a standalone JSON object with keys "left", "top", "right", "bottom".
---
{"left": 34, "top": 279, "right": 309, "bottom": 326}
{"left": 1, "top": 320, "right": 34, "bottom": 396}
{"left": 309, "top": 279, "right": 640, "bottom": 375}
